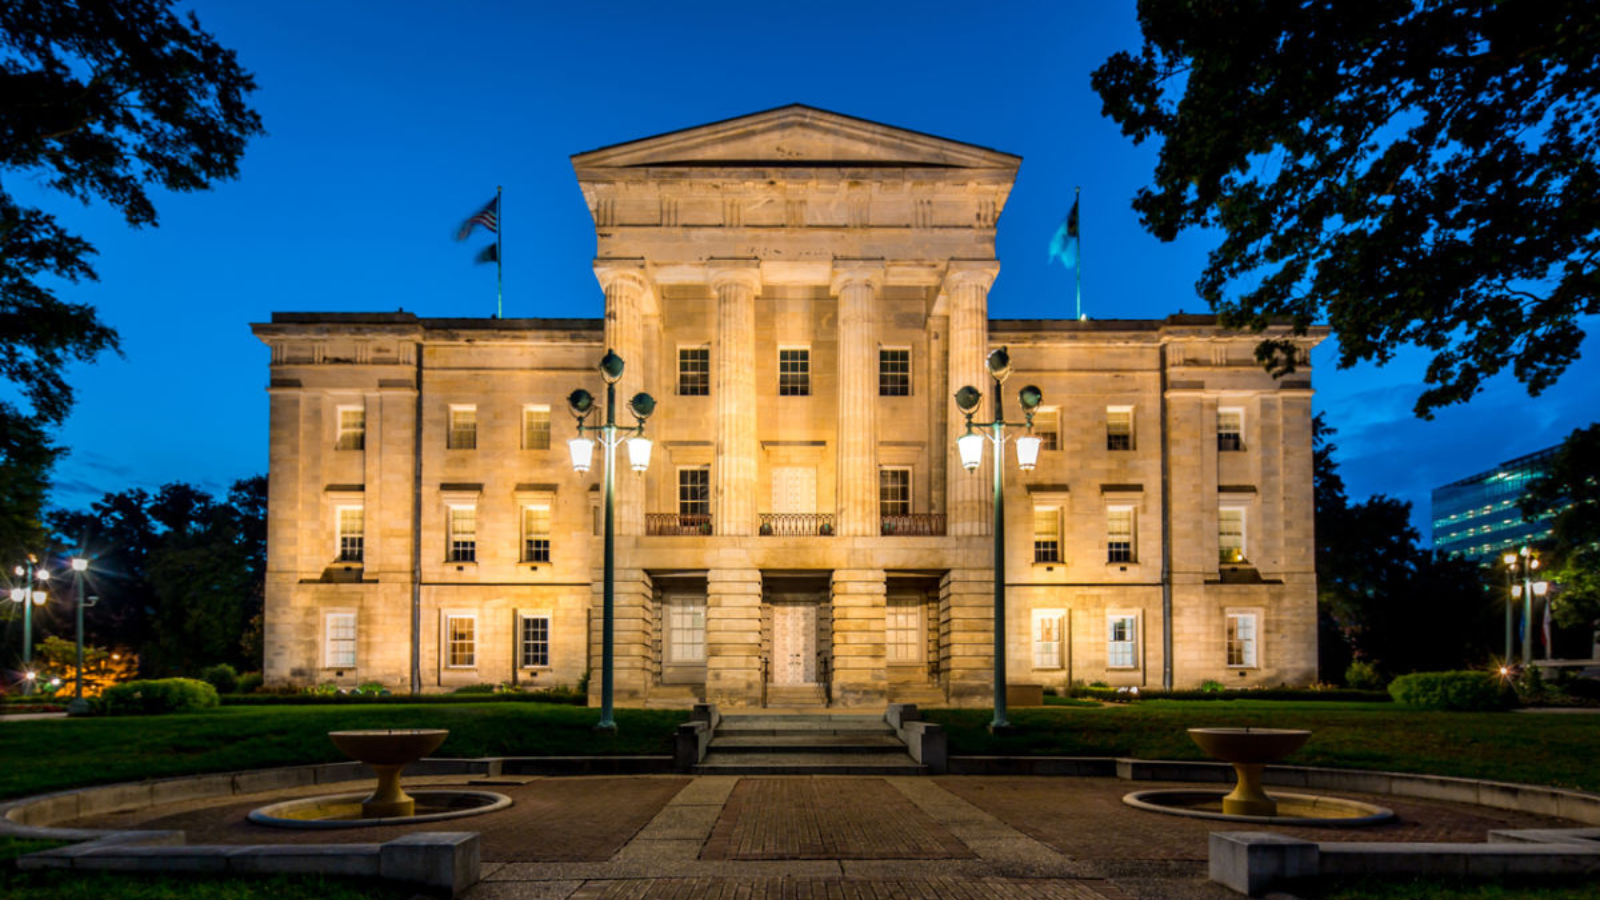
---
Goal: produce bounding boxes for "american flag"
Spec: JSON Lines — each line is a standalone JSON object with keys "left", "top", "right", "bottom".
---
{"left": 456, "top": 195, "right": 499, "bottom": 240}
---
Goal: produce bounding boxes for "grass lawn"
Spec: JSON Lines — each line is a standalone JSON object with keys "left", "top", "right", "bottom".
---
{"left": 925, "top": 700, "right": 1600, "bottom": 792}
{"left": 0, "top": 702, "right": 687, "bottom": 801}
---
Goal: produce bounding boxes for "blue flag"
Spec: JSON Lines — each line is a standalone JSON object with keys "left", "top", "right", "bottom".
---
{"left": 1048, "top": 196, "right": 1080, "bottom": 269}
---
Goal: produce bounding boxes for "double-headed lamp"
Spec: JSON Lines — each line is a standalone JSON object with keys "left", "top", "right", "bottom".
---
{"left": 958, "top": 432, "right": 984, "bottom": 471}
{"left": 627, "top": 436, "right": 653, "bottom": 473}
{"left": 568, "top": 436, "right": 595, "bottom": 474}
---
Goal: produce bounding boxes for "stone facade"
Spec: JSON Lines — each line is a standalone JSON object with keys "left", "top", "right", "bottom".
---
{"left": 252, "top": 106, "right": 1325, "bottom": 705}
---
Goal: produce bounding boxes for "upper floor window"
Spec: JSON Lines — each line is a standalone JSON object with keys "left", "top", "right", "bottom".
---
{"left": 1220, "top": 508, "right": 1247, "bottom": 564}
{"left": 1107, "top": 614, "right": 1137, "bottom": 668}
{"left": 448, "top": 505, "right": 476, "bottom": 562}
{"left": 1034, "top": 407, "right": 1060, "bottom": 451}
{"left": 879, "top": 348, "right": 910, "bottom": 396}
{"left": 522, "top": 504, "right": 551, "bottom": 563}
{"left": 678, "top": 467, "right": 710, "bottom": 519}
{"left": 523, "top": 405, "right": 551, "bottom": 450}
{"left": 336, "top": 406, "right": 365, "bottom": 451}
{"left": 1106, "top": 407, "right": 1134, "bottom": 451}
{"left": 1107, "top": 506, "right": 1136, "bottom": 563}
{"left": 779, "top": 347, "right": 811, "bottom": 396}
{"left": 678, "top": 347, "right": 710, "bottom": 396}
{"left": 1218, "top": 408, "right": 1244, "bottom": 452}
{"left": 1033, "top": 506, "right": 1061, "bottom": 563}
{"left": 519, "top": 613, "right": 550, "bottom": 668}
{"left": 1227, "top": 612, "right": 1258, "bottom": 667}
{"left": 337, "top": 505, "right": 364, "bottom": 563}
{"left": 879, "top": 467, "right": 911, "bottom": 517}
{"left": 448, "top": 405, "right": 477, "bottom": 450}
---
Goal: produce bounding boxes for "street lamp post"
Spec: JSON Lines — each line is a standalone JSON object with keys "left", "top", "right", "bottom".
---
{"left": 566, "top": 349, "right": 655, "bottom": 732}
{"left": 954, "top": 347, "right": 1042, "bottom": 732}
{"left": 1502, "top": 552, "right": 1518, "bottom": 664}
{"left": 67, "top": 557, "right": 89, "bottom": 715}
{"left": 9, "top": 556, "right": 50, "bottom": 695}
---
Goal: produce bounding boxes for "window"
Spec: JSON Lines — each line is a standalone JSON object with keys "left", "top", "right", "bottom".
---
{"left": 1219, "top": 508, "right": 1247, "bottom": 563}
{"left": 522, "top": 504, "right": 551, "bottom": 563}
{"left": 1033, "top": 506, "right": 1061, "bottom": 563}
{"left": 1108, "top": 507, "right": 1135, "bottom": 563}
{"left": 1107, "top": 407, "right": 1134, "bottom": 451}
{"left": 1227, "top": 612, "right": 1258, "bottom": 667}
{"left": 1033, "top": 610, "right": 1063, "bottom": 669}
{"left": 779, "top": 347, "right": 810, "bottom": 396}
{"left": 1034, "top": 407, "right": 1059, "bottom": 451}
{"left": 337, "top": 506, "right": 364, "bottom": 563}
{"left": 678, "top": 347, "right": 710, "bottom": 396}
{"left": 448, "top": 506, "right": 476, "bottom": 562}
{"left": 879, "top": 468, "right": 911, "bottom": 518}
{"left": 1107, "top": 615, "right": 1137, "bottom": 668}
{"left": 886, "top": 597, "right": 921, "bottom": 663}
{"left": 519, "top": 614, "right": 550, "bottom": 668}
{"left": 446, "top": 614, "right": 476, "bottom": 668}
{"left": 523, "top": 405, "right": 551, "bottom": 450}
{"left": 448, "top": 406, "right": 477, "bottom": 450}
{"left": 678, "top": 467, "right": 710, "bottom": 518}
{"left": 879, "top": 348, "right": 910, "bottom": 396}
{"left": 325, "top": 612, "right": 356, "bottom": 668}
{"left": 667, "top": 597, "right": 705, "bottom": 663}
{"left": 1218, "top": 408, "right": 1244, "bottom": 452}
{"left": 336, "top": 406, "right": 365, "bottom": 451}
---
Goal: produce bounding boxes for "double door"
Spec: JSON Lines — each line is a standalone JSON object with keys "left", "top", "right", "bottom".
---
{"left": 771, "top": 603, "right": 818, "bottom": 685}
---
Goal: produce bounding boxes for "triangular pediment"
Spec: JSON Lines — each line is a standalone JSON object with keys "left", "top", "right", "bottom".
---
{"left": 572, "top": 104, "right": 1020, "bottom": 170}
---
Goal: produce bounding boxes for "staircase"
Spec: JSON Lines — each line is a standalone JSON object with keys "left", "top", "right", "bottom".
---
{"left": 763, "top": 684, "right": 827, "bottom": 708}
{"left": 693, "top": 713, "right": 926, "bottom": 775}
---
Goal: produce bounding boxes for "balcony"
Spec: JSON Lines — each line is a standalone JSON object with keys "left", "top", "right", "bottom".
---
{"left": 758, "top": 513, "right": 835, "bottom": 536}
{"left": 646, "top": 513, "right": 712, "bottom": 536}
{"left": 880, "top": 513, "right": 946, "bottom": 536}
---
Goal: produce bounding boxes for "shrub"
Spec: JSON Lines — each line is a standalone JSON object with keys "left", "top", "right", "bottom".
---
{"left": 1515, "top": 666, "right": 1548, "bottom": 704}
{"left": 1199, "top": 679, "right": 1226, "bottom": 693}
{"left": 453, "top": 684, "right": 497, "bottom": 694}
{"left": 236, "top": 672, "right": 264, "bottom": 694}
{"left": 1563, "top": 678, "right": 1600, "bottom": 701}
{"left": 101, "top": 678, "right": 221, "bottom": 715}
{"left": 1387, "top": 671, "right": 1512, "bottom": 711}
{"left": 356, "top": 681, "right": 387, "bottom": 694}
{"left": 1345, "top": 660, "right": 1386, "bottom": 691}
{"left": 200, "top": 663, "right": 239, "bottom": 695}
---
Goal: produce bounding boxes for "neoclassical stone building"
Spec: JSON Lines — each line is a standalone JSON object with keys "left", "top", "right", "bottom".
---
{"left": 253, "top": 106, "right": 1324, "bottom": 706}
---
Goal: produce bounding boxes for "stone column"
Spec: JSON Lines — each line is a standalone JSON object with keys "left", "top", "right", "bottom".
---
{"left": 832, "top": 262, "right": 884, "bottom": 537}
{"left": 945, "top": 263, "right": 997, "bottom": 537}
{"left": 588, "top": 567, "right": 654, "bottom": 705}
{"left": 941, "top": 567, "right": 996, "bottom": 706}
{"left": 830, "top": 568, "right": 886, "bottom": 706}
{"left": 709, "top": 262, "right": 761, "bottom": 537}
{"left": 706, "top": 567, "right": 763, "bottom": 708}
{"left": 596, "top": 262, "right": 652, "bottom": 536}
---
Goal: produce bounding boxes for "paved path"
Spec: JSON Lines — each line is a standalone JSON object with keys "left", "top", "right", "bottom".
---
{"left": 65, "top": 774, "right": 1580, "bottom": 900}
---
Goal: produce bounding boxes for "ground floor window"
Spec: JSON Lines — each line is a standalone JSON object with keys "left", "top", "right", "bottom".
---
{"left": 886, "top": 597, "right": 921, "bottom": 663}
{"left": 1033, "top": 610, "right": 1063, "bottom": 669}
{"left": 446, "top": 614, "right": 477, "bottom": 668}
{"left": 1227, "top": 612, "right": 1258, "bottom": 667}
{"left": 667, "top": 596, "right": 706, "bottom": 663}
{"left": 519, "top": 613, "right": 549, "bottom": 668}
{"left": 1107, "top": 614, "right": 1137, "bottom": 668}
{"left": 325, "top": 612, "right": 356, "bottom": 668}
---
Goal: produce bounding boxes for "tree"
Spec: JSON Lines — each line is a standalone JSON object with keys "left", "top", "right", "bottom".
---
{"left": 1523, "top": 423, "right": 1600, "bottom": 627}
{"left": 1092, "top": 1, "right": 1599, "bottom": 417}
{"left": 0, "top": 0, "right": 263, "bottom": 551}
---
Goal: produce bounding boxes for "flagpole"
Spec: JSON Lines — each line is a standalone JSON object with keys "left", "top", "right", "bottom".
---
{"left": 1074, "top": 186, "right": 1082, "bottom": 320}
{"left": 496, "top": 185, "right": 503, "bottom": 319}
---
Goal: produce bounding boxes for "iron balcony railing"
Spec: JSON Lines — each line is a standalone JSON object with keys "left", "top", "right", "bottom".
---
{"left": 645, "top": 513, "right": 713, "bottom": 536}
{"left": 758, "top": 513, "right": 836, "bottom": 536}
{"left": 880, "top": 513, "right": 946, "bottom": 536}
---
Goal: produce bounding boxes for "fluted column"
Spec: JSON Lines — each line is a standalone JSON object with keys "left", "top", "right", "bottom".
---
{"left": 597, "top": 262, "right": 652, "bottom": 536}
{"left": 832, "top": 262, "right": 883, "bottom": 537}
{"left": 945, "top": 263, "right": 998, "bottom": 537}
{"left": 709, "top": 262, "right": 761, "bottom": 537}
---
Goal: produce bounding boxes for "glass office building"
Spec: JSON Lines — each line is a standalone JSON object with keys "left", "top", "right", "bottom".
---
{"left": 1432, "top": 447, "right": 1557, "bottom": 560}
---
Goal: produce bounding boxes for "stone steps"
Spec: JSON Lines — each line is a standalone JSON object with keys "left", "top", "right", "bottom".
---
{"left": 694, "top": 712, "right": 924, "bottom": 775}
{"left": 694, "top": 751, "right": 928, "bottom": 776}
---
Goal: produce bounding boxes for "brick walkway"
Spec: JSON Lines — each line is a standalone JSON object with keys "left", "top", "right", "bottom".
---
{"left": 565, "top": 877, "right": 1132, "bottom": 899}
{"left": 700, "top": 778, "right": 972, "bottom": 860}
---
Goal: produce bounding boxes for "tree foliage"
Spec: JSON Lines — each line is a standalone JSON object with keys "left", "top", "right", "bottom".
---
{"left": 1093, "top": 0, "right": 1600, "bottom": 417}
{"left": 0, "top": 0, "right": 263, "bottom": 552}
{"left": 1522, "top": 422, "right": 1600, "bottom": 627}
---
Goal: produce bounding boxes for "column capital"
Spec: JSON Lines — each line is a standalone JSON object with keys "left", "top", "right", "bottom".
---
{"left": 830, "top": 259, "right": 885, "bottom": 295}
{"left": 594, "top": 259, "right": 657, "bottom": 311}
{"left": 707, "top": 259, "right": 762, "bottom": 295}
{"left": 943, "top": 260, "right": 999, "bottom": 294}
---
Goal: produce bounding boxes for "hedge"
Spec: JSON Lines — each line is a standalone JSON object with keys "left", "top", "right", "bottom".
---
{"left": 101, "top": 678, "right": 221, "bottom": 715}
{"left": 1387, "top": 671, "right": 1513, "bottom": 711}
{"left": 1068, "top": 686, "right": 1393, "bottom": 704}
{"left": 220, "top": 688, "right": 586, "bottom": 707}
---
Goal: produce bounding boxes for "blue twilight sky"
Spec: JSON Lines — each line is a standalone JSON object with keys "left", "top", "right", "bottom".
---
{"left": 27, "top": 0, "right": 1599, "bottom": 540}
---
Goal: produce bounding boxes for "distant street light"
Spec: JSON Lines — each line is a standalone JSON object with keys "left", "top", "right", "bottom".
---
{"left": 953, "top": 347, "right": 1042, "bottom": 732}
{"left": 67, "top": 557, "right": 89, "bottom": 715}
{"left": 566, "top": 349, "right": 655, "bottom": 732}
{"left": 8, "top": 556, "right": 52, "bottom": 696}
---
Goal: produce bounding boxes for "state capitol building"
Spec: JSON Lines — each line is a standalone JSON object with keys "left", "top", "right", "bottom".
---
{"left": 252, "top": 106, "right": 1323, "bottom": 707}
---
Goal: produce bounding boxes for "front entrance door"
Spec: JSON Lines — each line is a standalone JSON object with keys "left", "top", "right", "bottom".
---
{"left": 771, "top": 604, "right": 817, "bottom": 684}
